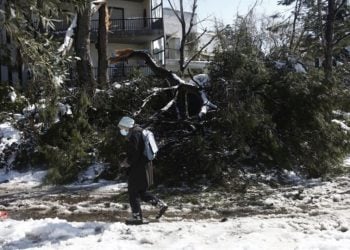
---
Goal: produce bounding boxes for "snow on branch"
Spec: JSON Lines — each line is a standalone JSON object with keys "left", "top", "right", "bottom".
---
{"left": 110, "top": 49, "right": 217, "bottom": 120}
{"left": 133, "top": 86, "right": 179, "bottom": 116}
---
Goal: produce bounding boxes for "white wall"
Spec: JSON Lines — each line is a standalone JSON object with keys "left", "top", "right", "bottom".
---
{"left": 198, "top": 32, "right": 217, "bottom": 57}
{"left": 163, "top": 7, "right": 217, "bottom": 64}
{"left": 163, "top": 7, "right": 199, "bottom": 62}
{"left": 163, "top": 7, "right": 197, "bottom": 39}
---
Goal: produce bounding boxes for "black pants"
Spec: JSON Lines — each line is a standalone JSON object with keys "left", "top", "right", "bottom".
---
{"left": 128, "top": 188, "right": 159, "bottom": 215}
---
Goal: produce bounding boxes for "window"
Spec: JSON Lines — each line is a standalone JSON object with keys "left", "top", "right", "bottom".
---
{"left": 153, "top": 37, "right": 165, "bottom": 65}
{"left": 152, "top": 0, "right": 162, "bottom": 19}
{"left": 109, "top": 7, "right": 124, "bottom": 19}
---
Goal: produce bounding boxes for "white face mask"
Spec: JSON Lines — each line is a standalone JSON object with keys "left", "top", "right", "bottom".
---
{"left": 120, "top": 129, "right": 129, "bottom": 136}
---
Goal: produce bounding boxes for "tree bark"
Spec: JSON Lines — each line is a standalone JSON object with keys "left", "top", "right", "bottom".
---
{"left": 36, "top": 0, "right": 45, "bottom": 33}
{"left": 289, "top": 0, "right": 302, "bottom": 51}
{"left": 97, "top": 3, "right": 108, "bottom": 88}
{"left": 75, "top": 4, "right": 96, "bottom": 97}
{"left": 324, "top": 0, "right": 335, "bottom": 84}
{"left": 179, "top": 0, "right": 186, "bottom": 75}
{"left": 168, "top": 0, "right": 200, "bottom": 76}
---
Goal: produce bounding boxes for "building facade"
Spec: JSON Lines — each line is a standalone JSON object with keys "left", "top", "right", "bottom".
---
{"left": 0, "top": 0, "right": 214, "bottom": 85}
{"left": 89, "top": 0, "right": 165, "bottom": 82}
{"left": 54, "top": 0, "right": 165, "bottom": 82}
{"left": 0, "top": 0, "right": 29, "bottom": 86}
{"left": 163, "top": 7, "right": 214, "bottom": 73}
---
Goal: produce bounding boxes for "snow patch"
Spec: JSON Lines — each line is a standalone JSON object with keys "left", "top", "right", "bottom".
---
{"left": 8, "top": 91, "right": 17, "bottom": 102}
{"left": 0, "top": 122, "right": 22, "bottom": 170}
{"left": 0, "top": 122, "right": 21, "bottom": 150}
{"left": 77, "top": 163, "right": 107, "bottom": 184}
{"left": 1, "top": 216, "right": 350, "bottom": 250}
{"left": 332, "top": 119, "right": 350, "bottom": 131}
{"left": 0, "top": 169, "right": 47, "bottom": 188}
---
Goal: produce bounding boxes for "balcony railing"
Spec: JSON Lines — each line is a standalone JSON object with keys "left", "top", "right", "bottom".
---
{"left": 165, "top": 48, "right": 212, "bottom": 61}
{"left": 66, "top": 65, "right": 153, "bottom": 84}
{"left": 94, "top": 65, "right": 154, "bottom": 82}
{"left": 91, "top": 17, "right": 163, "bottom": 33}
{"left": 53, "top": 17, "right": 163, "bottom": 35}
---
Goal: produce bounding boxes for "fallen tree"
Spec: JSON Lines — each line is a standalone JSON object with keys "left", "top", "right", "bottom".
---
{"left": 109, "top": 49, "right": 217, "bottom": 122}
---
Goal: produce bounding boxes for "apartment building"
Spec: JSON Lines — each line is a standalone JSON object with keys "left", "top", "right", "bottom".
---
{"left": 87, "top": 2, "right": 212, "bottom": 81}
{"left": 0, "top": 0, "right": 213, "bottom": 85}
{"left": 0, "top": 0, "right": 165, "bottom": 85}
{"left": 163, "top": 7, "right": 213, "bottom": 73}
{"left": 0, "top": 0, "right": 28, "bottom": 86}
{"left": 89, "top": 0, "right": 165, "bottom": 81}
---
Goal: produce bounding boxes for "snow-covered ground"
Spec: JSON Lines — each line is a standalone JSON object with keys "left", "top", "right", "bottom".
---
{"left": 0, "top": 169, "right": 46, "bottom": 188}
{"left": 1, "top": 213, "right": 349, "bottom": 250}
{"left": 1, "top": 167, "right": 350, "bottom": 249}
{"left": 2, "top": 122, "right": 350, "bottom": 249}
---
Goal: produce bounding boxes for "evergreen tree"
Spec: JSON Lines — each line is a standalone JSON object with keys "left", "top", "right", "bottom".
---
{"left": 207, "top": 10, "right": 350, "bottom": 180}
{"left": 277, "top": 0, "right": 350, "bottom": 83}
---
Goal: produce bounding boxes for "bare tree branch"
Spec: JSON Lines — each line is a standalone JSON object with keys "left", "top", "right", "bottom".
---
{"left": 184, "top": 0, "right": 198, "bottom": 38}
{"left": 185, "top": 28, "right": 207, "bottom": 46}
{"left": 183, "top": 33, "right": 217, "bottom": 70}
{"left": 150, "top": 92, "right": 179, "bottom": 120}
{"left": 192, "top": 15, "right": 212, "bottom": 27}
{"left": 167, "top": 0, "right": 182, "bottom": 22}
{"left": 109, "top": 49, "right": 185, "bottom": 86}
{"left": 133, "top": 86, "right": 179, "bottom": 116}
{"left": 111, "top": 49, "right": 216, "bottom": 119}
{"left": 289, "top": 0, "right": 302, "bottom": 50}
{"left": 335, "top": 0, "right": 347, "bottom": 15}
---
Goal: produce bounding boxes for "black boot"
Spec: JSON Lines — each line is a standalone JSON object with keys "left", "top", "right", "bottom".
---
{"left": 125, "top": 212, "right": 143, "bottom": 225}
{"left": 156, "top": 200, "right": 168, "bottom": 219}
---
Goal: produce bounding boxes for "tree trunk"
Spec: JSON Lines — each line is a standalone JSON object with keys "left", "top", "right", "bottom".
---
{"left": 168, "top": 0, "right": 201, "bottom": 76}
{"left": 36, "top": 0, "right": 45, "bottom": 33}
{"left": 16, "top": 48, "right": 23, "bottom": 86}
{"left": 4, "top": 0, "right": 12, "bottom": 85}
{"left": 6, "top": 33, "right": 13, "bottom": 85}
{"left": 75, "top": 4, "right": 96, "bottom": 97}
{"left": 289, "top": 0, "right": 302, "bottom": 51}
{"left": 179, "top": 0, "right": 186, "bottom": 76}
{"left": 97, "top": 3, "right": 108, "bottom": 88}
{"left": 324, "top": 0, "right": 335, "bottom": 84}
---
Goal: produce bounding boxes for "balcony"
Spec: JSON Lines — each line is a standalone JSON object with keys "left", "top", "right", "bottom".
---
{"left": 164, "top": 48, "right": 210, "bottom": 72}
{"left": 54, "top": 17, "right": 163, "bottom": 44}
{"left": 98, "top": 65, "right": 154, "bottom": 82}
{"left": 66, "top": 65, "right": 153, "bottom": 84}
{"left": 91, "top": 17, "right": 164, "bottom": 43}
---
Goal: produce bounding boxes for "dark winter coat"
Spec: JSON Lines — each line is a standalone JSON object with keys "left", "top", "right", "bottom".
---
{"left": 126, "top": 126, "right": 154, "bottom": 191}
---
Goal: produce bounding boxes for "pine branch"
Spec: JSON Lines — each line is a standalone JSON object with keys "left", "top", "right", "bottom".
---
{"left": 333, "top": 32, "right": 350, "bottom": 46}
